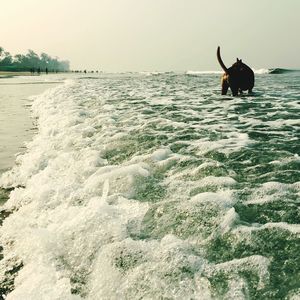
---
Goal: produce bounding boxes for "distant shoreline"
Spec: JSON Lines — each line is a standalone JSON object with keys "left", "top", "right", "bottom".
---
{"left": 0, "top": 71, "right": 31, "bottom": 78}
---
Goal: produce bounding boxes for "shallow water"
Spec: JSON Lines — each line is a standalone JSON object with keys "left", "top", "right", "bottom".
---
{"left": 0, "top": 72, "right": 299, "bottom": 299}
{"left": 0, "top": 76, "right": 61, "bottom": 174}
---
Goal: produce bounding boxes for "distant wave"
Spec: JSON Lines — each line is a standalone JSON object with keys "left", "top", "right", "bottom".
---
{"left": 186, "top": 70, "right": 222, "bottom": 76}
{"left": 139, "top": 71, "right": 174, "bottom": 76}
{"left": 186, "top": 68, "right": 300, "bottom": 75}
{"left": 268, "top": 68, "right": 300, "bottom": 74}
{"left": 253, "top": 69, "right": 270, "bottom": 74}
{"left": 186, "top": 70, "right": 267, "bottom": 75}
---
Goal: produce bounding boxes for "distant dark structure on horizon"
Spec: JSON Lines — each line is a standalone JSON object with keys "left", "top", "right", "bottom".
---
{"left": 0, "top": 47, "right": 70, "bottom": 73}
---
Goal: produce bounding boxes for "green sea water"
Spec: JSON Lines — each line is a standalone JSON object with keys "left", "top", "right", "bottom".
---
{"left": 0, "top": 72, "right": 299, "bottom": 299}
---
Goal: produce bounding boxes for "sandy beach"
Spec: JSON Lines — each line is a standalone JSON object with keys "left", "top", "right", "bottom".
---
{"left": 0, "top": 75, "right": 60, "bottom": 174}
{"left": 0, "top": 71, "right": 31, "bottom": 78}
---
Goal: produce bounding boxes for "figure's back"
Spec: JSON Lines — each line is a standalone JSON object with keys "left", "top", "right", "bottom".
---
{"left": 239, "top": 63, "right": 255, "bottom": 91}
{"left": 228, "top": 62, "right": 254, "bottom": 91}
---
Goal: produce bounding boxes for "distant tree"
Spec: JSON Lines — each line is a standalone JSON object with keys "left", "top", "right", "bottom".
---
{"left": 25, "top": 50, "right": 40, "bottom": 67}
{"left": 0, "top": 50, "right": 13, "bottom": 66}
{"left": 13, "top": 54, "right": 26, "bottom": 67}
{"left": 40, "top": 53, "right": 51, "bottom": 69}
{"left": 0, "top": 46, "right": 70, "bottom": 72}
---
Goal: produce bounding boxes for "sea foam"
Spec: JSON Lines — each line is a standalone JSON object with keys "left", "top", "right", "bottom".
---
{"left": 0, "top": 73, "right": 299, "bottom": 299}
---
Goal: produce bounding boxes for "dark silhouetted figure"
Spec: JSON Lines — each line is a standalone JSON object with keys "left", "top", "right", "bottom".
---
{"left": 37, "top": 67, "right": 41, "bottom": 75}
{"left": 217, "top": 46, "right": 254, "bottom": 96}
{"left": 45, "top": 67, "right": 48, "bottom": 74}
{"left": 84, "top": 70, "right": 87, "bottom": 74}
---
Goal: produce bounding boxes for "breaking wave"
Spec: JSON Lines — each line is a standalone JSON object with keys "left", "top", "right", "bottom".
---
{"left": 0, "top": 73, "right": 299, "bottom": 299}
{"left": 186, "top": 68, "right": 300, "bottom": 75}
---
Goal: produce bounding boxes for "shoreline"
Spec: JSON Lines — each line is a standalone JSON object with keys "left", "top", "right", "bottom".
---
{"left": 0, "top": 77, "right": 61, "bottom": 175}
{"left": 0, "top": 71, "right": 31, "bottom": 78}
{"left": 0, "top": 76, "right": 62, "bottom": 207}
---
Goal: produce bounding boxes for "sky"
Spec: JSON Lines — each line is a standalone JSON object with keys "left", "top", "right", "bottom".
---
{"left": 0, "top": 0, "right": 299, "bottom": 72}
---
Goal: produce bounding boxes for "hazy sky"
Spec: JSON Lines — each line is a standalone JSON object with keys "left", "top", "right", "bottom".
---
{"left": 1, "top": 0, "right": 299, "bottom": 71}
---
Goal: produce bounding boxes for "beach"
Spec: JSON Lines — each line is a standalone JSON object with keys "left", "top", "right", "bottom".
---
{"left": 0, "top": 75, "right": 61, "bottom": 174}
{"left": 0, "top": 72, "right": 31, "bottom": 78}
{"left": 0, "top": 71, "right": 299, "bottom": 299}
{"left": 0, "top": 75, "right": 62, "bottom": 209}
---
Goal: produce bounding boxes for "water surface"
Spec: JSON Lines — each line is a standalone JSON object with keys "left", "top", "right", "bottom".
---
{"left": 0, "top": 76, "right": 60, "bottom": 174}
{"left": 0, "top": 72, "right": 299, "bottom": 299}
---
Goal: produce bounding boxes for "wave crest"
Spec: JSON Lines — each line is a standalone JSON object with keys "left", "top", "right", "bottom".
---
{"left": 186, "top": 68, "right": 300, "bottom": 75}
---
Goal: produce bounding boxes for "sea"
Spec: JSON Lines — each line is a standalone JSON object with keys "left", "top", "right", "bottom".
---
{"left": 0, "top": 69, "right": 299, "bottom": 299}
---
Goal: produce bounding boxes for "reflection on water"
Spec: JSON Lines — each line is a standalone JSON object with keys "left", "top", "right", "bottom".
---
{"left": 0, "top": 76, "right": 61, "bottom": 174}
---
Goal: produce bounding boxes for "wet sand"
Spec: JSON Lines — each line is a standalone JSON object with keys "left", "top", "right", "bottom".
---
{"left": 0, "top": 71, "right": 31, "bottom": 78}
{"left": 0, "top": 76, "right": 60, "bottom": 174}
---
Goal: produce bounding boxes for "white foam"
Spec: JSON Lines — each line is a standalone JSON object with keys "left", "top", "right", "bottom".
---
{"left": 270, "top": 154, "right": 300, "bottom": 165}
{"left": 190, "top": 132, "right": 251, "bottom": 155}
{"left": 186, "top": 69, "right": 270, "bottom": 75}
{"left": 151, "top": 148, "right": 173, "bottom": 162}
{"left": 219, "top": 207, "right": 239, "bottom": 234}
{"left": 235, "top": 222, "right": 300, "bottom": 234}
{"left": 288, "top": 290, "right": 300, "bottom": 300}
{"left": 204, "top": 255, "right": 270, "bottom": 290}
{"left": 186, "top": 70, "right": 223, "bottom": 75}
{"left": 253, "top": 68, "right": 270, "bottom": 74}
{"left": 196, "top": 176, "right": 236, "bottom": 188}
{"left": 262, "top": 222, "right": 300, "bottom": 234}
{"left": 0, "top": 73, "right": 296, "bottom": 298}
{"left": 0, "top": 80, "right": 152, "bottom": 298}
{"left": 139, "top": 71, "right": 169, "bottom": 76}
{"left": 244, "top": 181, "right": 298, "bottom": 205}
{"left": 190, "top": 191, "right": 235, "bottom": 209}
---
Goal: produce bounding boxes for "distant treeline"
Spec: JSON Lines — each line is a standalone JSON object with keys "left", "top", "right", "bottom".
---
{"left": 0, "top": 47, "right": 70, "bottom": 72}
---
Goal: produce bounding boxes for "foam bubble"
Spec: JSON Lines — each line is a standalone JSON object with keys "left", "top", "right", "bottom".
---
{"left": 0, "top": 73, "right": 298, "bottom": 298}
